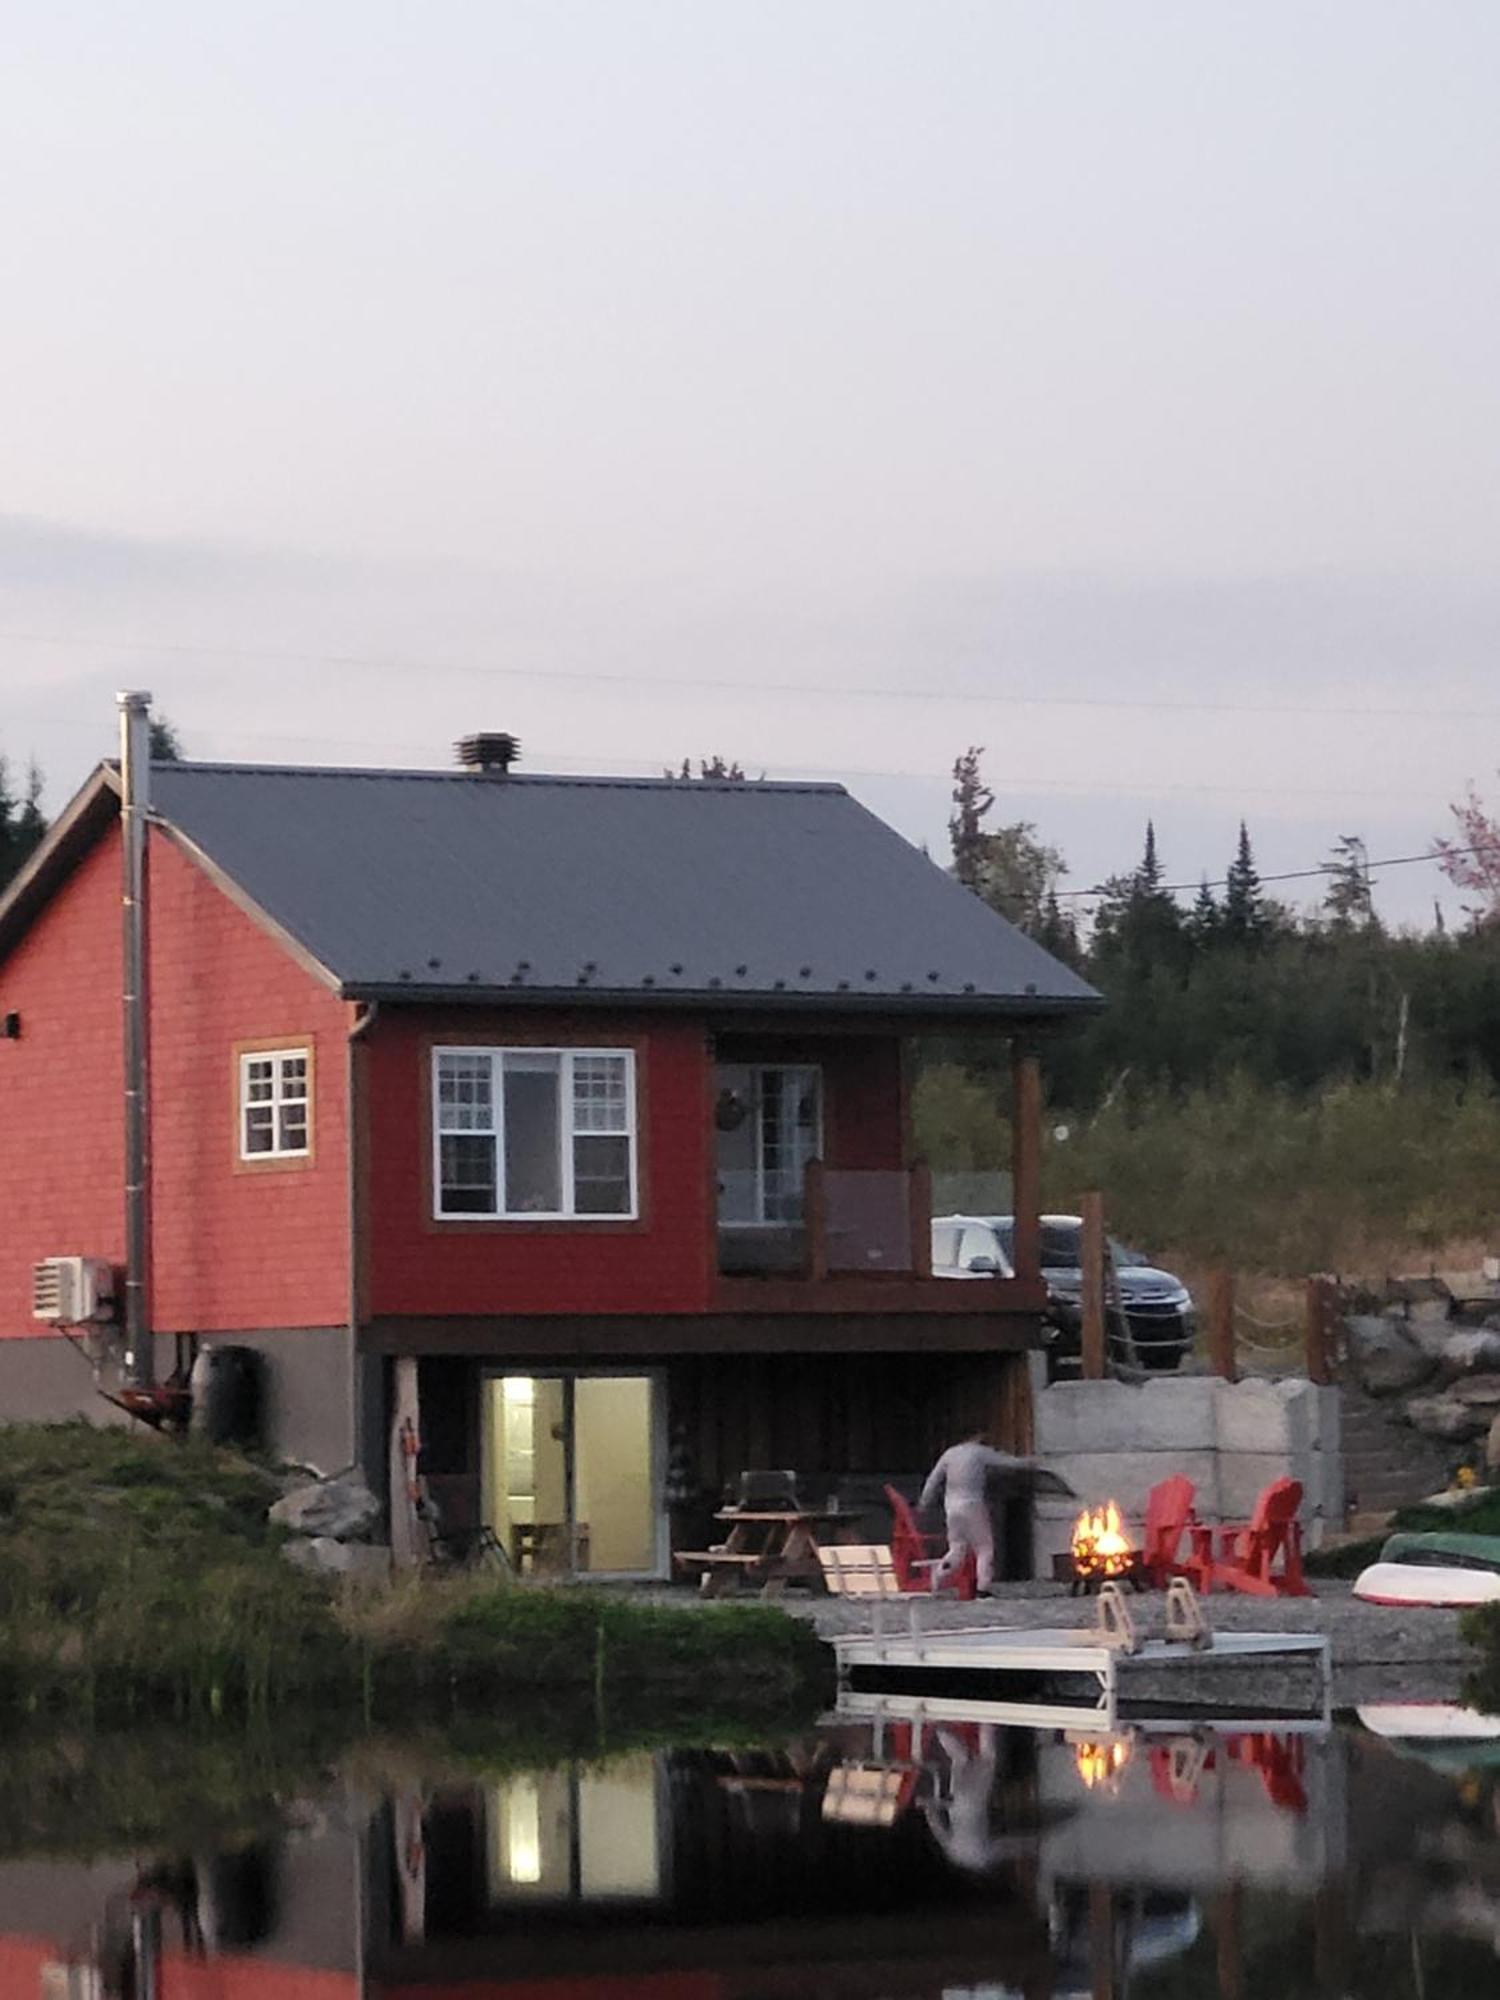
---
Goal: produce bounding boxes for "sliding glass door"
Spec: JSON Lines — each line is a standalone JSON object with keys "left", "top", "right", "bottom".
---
{"left": 481, "top": 1371, "right": 662, "bottom": 1578}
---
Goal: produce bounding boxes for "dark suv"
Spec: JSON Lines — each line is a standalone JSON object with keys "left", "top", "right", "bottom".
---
{"left": 990, "top": 1213, "right": 1195, "bottom": 1374}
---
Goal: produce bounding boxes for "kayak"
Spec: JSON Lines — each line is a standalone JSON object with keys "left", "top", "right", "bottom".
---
{"left": 1352, "top": 1559, "right": 1500, "bottom": 1608}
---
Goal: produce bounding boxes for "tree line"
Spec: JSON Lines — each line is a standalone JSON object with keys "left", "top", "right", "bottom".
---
{"left": 944, "top": 745, "right": 1500, "bottom": 1110}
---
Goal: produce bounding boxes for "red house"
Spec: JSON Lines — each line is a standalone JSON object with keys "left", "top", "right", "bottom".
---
{"left": 0, "top": 726, "right": 1097, "bottom": 1576}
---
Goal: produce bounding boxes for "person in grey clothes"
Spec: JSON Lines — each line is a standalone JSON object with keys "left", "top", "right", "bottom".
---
{"left": 919, "top": 1432, "right": 1036, "bottom": 1593}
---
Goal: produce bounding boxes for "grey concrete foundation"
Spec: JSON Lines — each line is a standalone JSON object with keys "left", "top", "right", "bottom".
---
{"left": 0, "top": 1326, "right": 358, "bottom": 1473}
{"left": 1033, "top": 1374, "right": 1344, "bottom": 1568}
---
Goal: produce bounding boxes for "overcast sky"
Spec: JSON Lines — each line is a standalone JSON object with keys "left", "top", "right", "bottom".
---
{"left": 4, "top": 3, "right": 1498, "bottom": 926}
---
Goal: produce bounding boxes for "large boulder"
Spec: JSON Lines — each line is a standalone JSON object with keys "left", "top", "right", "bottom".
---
{"left": 269, "top": 1472, "right": 381, "bottom": 1543}
{"left": 283, "top": 1536, "right": 391, "bottom": 1580}
{"left": 1344, "top": 1316, "right": 1433, "bottom": 1396}
{"left": 1436, "top": 1330, "right": 1500, "bottom": 1381}
{"left": 1405, "top": 1393, "right": 1489, "bottom": 1442}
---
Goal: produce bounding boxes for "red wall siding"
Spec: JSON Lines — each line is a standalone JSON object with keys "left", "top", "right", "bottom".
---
{"left": 0, "top": 833, "right": 127, "bottom": 1339}
{"left": 0, "top": 825, "right": 351, "bottom": 1341}
{"left": 365, "top": 1010, "right": 715, "bottom": 1318}
{"left": 824, "top": 1039, "right": 905, "bottom": 1169}
{"left": 148, "top": 833, "right": 353, "bottom": 1333}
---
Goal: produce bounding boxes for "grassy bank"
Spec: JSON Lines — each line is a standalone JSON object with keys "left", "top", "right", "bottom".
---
{"left": 0, "top": 1425, "right": 831, "bottom": 1721}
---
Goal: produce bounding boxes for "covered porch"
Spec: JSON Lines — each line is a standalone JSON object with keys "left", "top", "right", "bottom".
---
{"left": 390, "top": 1342, "right": 1039, "bottom": 1585}
{"left": 710, "top": 1025, "right": 1049, "bottom": 1310}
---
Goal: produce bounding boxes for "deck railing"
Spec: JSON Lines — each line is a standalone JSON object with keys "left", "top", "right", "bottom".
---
{"left": 717, "top": 1163, "right": 931, "bottom": 1281}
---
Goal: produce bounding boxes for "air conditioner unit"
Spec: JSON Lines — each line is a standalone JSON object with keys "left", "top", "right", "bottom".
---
{"left": 32, "top": 1257, "right": 116, "bottom": 1325}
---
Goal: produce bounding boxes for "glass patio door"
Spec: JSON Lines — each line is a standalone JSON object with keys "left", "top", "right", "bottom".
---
{"left": 482, "top": 1372, "right": 660, "bottom": 1577}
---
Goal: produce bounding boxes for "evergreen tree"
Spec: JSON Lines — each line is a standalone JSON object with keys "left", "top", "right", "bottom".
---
{"left": 1091, "top": 822, "right": 1184, "bottom": 975}
{"left": 1322, "top": 834, "right": 1374, "bottom": 929}
{"left": 948, "top": 746, "right": 994, "bottom": 892}
{"left": 1034, "top": 887, "right": 1082, "bottom": 967}
{"left": 1187, "top": 875, "right": 1220, "bottom": 949}
{"left": 0, "top": 756, "right": 46, "bottom": 893}
{"left": 1222, "top": 821, "right": 1267, "bottom": 945}
{"left": 149, "top": 716, "right": 186, "bottom": 762}
{"left": 666, "top": 755, "right": 751, "bottom": 780}
{"left": 1139, "top": 819, "right": 1163, "bottom": 891}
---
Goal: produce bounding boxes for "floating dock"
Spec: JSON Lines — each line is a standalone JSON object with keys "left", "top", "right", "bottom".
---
{"left": 830, "top": 1582, "right": 1331, "bottom": 1726}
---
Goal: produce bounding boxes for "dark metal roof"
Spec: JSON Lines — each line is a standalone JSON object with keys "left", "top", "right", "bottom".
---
{"left": 138, "top": 762, "right": 1097, "bottom": 1016}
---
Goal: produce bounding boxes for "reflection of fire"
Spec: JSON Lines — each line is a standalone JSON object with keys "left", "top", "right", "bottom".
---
{"left": 1071, "top": 1501, "right": 1135, "bottom": 1580}
{"left": 1070, "top": 1733, "right": 1133, "bottom": 1790}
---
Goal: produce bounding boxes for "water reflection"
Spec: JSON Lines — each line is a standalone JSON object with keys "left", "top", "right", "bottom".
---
{"left": 8, "top": 1704, "right": 1500, "bottom": 1997}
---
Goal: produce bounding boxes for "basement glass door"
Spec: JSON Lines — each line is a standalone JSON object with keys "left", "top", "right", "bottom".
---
{"left": 482, "top": 1372, "right": 661, "bottom": 1578}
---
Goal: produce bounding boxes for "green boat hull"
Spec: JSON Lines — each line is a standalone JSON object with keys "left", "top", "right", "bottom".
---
{"left": 1381, "top": 1530, "right": 1500, "bottom": 1573}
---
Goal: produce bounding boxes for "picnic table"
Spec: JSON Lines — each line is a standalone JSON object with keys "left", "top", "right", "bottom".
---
{"left": 674, "top": 1506, "right": 853, "bottom": 1597}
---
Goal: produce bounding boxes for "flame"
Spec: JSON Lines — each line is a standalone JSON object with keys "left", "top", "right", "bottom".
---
{"left": 1071, "top": 1500, "right": 1135, "bottom": 1579}
{"left": 1070, "top": 1733, "right": 1133, "bottom": 1790}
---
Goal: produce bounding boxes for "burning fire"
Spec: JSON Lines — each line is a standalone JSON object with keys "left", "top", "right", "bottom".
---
{"left": 1071, "top": 1500, "right": 1135, "bottom": 1580}
{"left": 1070, "top": 1733, "right": 1133, "bottom": 1790}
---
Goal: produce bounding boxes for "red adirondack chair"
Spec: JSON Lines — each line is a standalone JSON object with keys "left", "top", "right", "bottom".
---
{"left": 1184, "top": 1475, "right": 1309, "bottom": 1598}
{"left": 884, "top": 1484, "right": 978, "bottom": 1601}
{"left": 1140, "top": 1474, "right": 1197, "bottom": 1588}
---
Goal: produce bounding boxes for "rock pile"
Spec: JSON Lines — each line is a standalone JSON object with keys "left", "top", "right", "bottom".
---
{"left": 269, "top": 1470, "right": 390, "bottom": 1579}
{"left": 1345, "top": 1299, "right": 1500, "bottom": 1472}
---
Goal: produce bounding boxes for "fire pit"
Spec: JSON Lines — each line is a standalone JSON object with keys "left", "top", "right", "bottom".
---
{"left": 1054, "top": 1500, "right": 1146, "bottom": 1594}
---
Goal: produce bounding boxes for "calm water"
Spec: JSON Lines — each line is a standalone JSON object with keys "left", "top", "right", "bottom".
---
{"left": 7, "top": 1701, "right": 1500, "bottom": 1997}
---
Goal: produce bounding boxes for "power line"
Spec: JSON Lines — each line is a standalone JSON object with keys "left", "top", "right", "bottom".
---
{"left": 3, "top": 625, "right": 1498, "bottom": 724}
{"left": 185, "top": 722, "right": 1412, "bottom": 803}
{"left": 1053, "top": 842, "right": 1499, "bottom": 902}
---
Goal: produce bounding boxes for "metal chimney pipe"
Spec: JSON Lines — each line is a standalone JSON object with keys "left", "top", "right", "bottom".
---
{"left": 118, "top": 690, "right": 154, "bottom": 1392}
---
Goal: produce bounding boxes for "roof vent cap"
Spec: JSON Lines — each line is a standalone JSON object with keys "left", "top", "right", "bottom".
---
{"left": 456, "top": 732, "right": 521, "bottom": 775}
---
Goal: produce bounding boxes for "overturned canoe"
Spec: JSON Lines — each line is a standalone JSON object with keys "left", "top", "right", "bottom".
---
{"left": 1352, "top": 1559, "right": 1500, "bottom": 1608}
{"left": 1382, "top": 1530, "right": 1500, "bottom": 1573}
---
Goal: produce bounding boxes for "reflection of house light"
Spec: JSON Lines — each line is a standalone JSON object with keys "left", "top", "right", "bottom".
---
{"left": 506, "top": 1778, "right": 542, "bottom": 1883}
{"left": 1070, "top": 1734, "right": 1132, "bottom": 1790}
{"left": 504, "top": 1376, "right": 536, "bottom": 1406}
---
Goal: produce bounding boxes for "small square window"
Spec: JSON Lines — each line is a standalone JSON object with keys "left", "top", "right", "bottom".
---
{"left": 239, "top": 1047, "right": 312, "bottom": 1162}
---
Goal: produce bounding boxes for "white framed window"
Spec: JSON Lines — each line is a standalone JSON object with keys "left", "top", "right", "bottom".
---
{"left": 239, "top": 1048, "right": 311, "bottom": 1160}
{"left": 714, "top": 1063, "right": 822, "bottom": 1226}
{"left": 433, "top": 1047, "right": 637, "bottom": 1220}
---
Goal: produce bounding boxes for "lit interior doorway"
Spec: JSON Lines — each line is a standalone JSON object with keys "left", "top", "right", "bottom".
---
{"left": 481, "top": 1372, "right": 662, "bottom": 1578}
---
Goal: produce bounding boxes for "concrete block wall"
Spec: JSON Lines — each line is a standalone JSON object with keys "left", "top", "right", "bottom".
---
{"left": 1033, "top": 1375, "right": 1343, "bottom": 1568}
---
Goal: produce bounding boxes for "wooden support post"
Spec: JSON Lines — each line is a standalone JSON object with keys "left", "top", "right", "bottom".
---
{"left": 1208, "top": 1267, "right": 1238, "bottom": 1381}
{"left": 909, "top": 1159, "right": 933, "bottom": 1277}
{"left": 1011, "top": 1040, "right": 1043, "bottom": 1288}
{"left": 1306, "top": 1274, "right": 1336, "bottom": 1385}
{"left": 1080, "top": 1190, "right": 1107, "bottom": 1380}
{"left": 389, "top": 1355, "right": 422, "bottom": 1568}
{"left": 805, "top": 1159, "right": 828, "bottom": 1282}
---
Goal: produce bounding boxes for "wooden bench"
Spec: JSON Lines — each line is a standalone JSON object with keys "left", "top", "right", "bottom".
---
{"left": 816, "top": 1543, "right": 906, "bottom": 1598}
{"left": 816, "top": 1542, "right": 934, "bottom": 1642}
